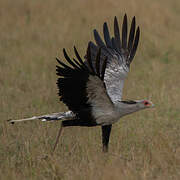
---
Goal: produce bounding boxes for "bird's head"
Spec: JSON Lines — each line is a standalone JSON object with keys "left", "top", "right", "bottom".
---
{"left": 115, "top": 99, "right": 154, "bottom": 118}
{"left": 136, "top": 100, "right": 154, "bottom": 109}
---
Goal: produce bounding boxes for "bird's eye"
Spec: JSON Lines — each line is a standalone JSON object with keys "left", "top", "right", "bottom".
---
{"left": 144, "top": 101, "right": 149, "bottom": 106}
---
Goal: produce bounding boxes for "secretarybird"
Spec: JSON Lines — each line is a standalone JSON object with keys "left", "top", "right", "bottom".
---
{"left": 8, "top": 15, "right": 154, "bottom": 152}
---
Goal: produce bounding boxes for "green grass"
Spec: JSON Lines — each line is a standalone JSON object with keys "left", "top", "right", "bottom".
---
{"left": 0, "top": 0, "right": 180, "bottom": 179}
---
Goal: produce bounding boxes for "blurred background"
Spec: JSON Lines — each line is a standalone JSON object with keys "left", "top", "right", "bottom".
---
{"left": 0, "top": 0, "right": 180, "bottom": 179}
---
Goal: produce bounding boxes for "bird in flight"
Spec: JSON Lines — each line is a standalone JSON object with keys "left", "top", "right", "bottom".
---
{"left": 8, "top": 14, "right": 154, "bottom": 152}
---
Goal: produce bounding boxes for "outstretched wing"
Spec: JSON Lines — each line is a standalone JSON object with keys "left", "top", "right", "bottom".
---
{"left": 56, "top": 43, "right": 114, "bottom": 124}
{"left": 88, "top": 14, "right": 140, "bottom": 103}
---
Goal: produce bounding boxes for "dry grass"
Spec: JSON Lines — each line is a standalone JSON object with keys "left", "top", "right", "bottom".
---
{"left": 0, "top": 0, "right": 180, "bottom": 179}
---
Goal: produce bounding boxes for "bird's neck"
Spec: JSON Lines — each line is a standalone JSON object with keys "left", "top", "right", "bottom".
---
{"left": 114, "top": 101, "right": 142, "bottom": 117}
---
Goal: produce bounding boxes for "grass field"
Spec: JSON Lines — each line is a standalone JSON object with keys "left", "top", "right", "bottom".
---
{"left": 0, "top": 0, "right": 180, "bottom": 179}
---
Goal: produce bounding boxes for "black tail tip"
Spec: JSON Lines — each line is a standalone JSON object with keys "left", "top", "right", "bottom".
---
{"left": 7, "top": 119, "right": 15, "bottom": 125}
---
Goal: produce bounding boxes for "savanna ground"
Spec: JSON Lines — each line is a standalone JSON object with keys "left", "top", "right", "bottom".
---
{"left": 0, "top": 0, "right": 180, "bottom": 179}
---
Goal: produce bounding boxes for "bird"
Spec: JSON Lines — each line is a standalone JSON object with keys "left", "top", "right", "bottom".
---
{"left": 8, "top": 14, "right": 154, "bottom": 153}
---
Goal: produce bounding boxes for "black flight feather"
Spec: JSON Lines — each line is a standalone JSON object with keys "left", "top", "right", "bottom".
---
{"left": 63, "top": 49, "right": 81, "bottom": 70}
{"left": 95, "top": 47, "right": 101, "bottom": 77}
{"left": 122, "top": 14, "right": 128, "bottom": 49}
{"left": 103, "top": 22, "right": 113, "bottom": 48}
{"left": 72, "top": 58, "right": 81, "bottom": 67}
{"left": 114, "top": 16, "right": 121, "bottom": 51}
{"left": 128, "top": 16, "right": 136, "bottom": 52}
{"left": 74, "top": 46, "right": 86, "bottom": 67}
{"left": 56, "top": 57, "right": 73, "bottom": 70}
{"left": 111, "top": 37, "right": 118, "bottom": 52}
{"left": 86, "top": 43, "right": 95, "bottom": 74}
{"left": 129, "top": 26, "right": 140, "bottom": 62}
{"left": 94, "top": 29, "right": 105, "bottom": 47}
{"left": 101, "top": 56, "right": 107, "bottom": 81}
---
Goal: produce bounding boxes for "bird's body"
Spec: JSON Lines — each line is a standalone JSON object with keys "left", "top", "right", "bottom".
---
{"left": 8, "top": 15, "right": 154, "bottom": 152}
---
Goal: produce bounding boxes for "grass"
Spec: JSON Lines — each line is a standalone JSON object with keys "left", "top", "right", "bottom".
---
{"left": 0, "top": 0, "right": 180, "bottom": 179}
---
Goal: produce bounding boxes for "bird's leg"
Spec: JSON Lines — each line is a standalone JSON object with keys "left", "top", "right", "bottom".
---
{"left": 52, "top": 123, "right": 64, "bottom": 153}
{"left": 52, "top": 119, "right": 94, "bottom": 154}
{"left": 101, "top": 125, "right": 112, "bottom": 152}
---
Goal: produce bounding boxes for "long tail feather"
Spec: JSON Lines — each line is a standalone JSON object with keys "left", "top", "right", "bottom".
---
{"left": 7, "top": 111, "right": 75, "bottom": 124}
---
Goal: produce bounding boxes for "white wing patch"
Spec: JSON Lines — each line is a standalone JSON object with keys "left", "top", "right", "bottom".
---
{"left": 104, "top": 55, "right": 129, "bottom": 103}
